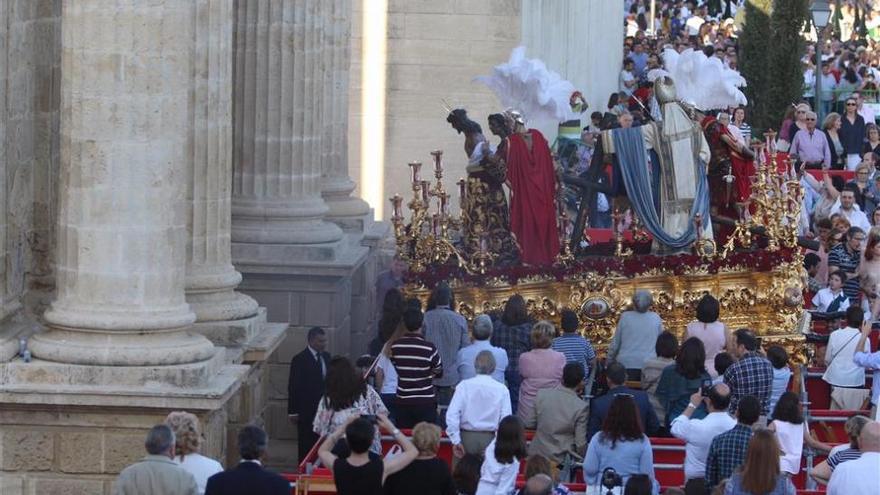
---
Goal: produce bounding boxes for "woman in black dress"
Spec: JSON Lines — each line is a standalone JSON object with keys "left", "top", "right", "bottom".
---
{"left": 318, "top": 414, "right": 418, "bottom": 495}
{"left": 384, "top": 422, "right": 456, "bottom": 495}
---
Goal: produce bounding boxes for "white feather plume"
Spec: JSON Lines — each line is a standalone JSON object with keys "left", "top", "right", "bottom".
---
{"left": 661, "top": 48, "right": 747, "bottom": 110}
{"left": 474, "top": 46, "right": 576, "bottom": 123}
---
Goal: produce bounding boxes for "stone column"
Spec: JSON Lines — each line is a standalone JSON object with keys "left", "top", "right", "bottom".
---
{"left": 232, "top": 0, "right": 343, "bottom": 245}
{"left": 0, "top": 1, "right": 18, "bottom": 362}
{"left": 186, "top": 0, "right": 258, "bottom": 322}
{"left": 320, "top": 0, "right": 370, "bottom": 227}
{"left": 30, "top": 0, "right": 215, "bottom": 366}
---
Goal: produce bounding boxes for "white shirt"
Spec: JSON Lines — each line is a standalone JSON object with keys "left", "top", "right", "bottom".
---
{"left": 686, "top": 16, "right": 705, "bottom": 36}
{"left": 619, "top": 70, "right": 635, "bottom": 96}
{"left": 475, "top": 440, "right": 520, "bottom": 495}
{"left": 728, "top": 124, "right": 745, "bottom": 146}
{"left": 827, "top": 452, "right": 880, "bottom": 495}
{"left": 174, "top": 453, "right": 222, "bottom": 495}
{"left": 824, "top": 327, "right": 871, "bottom": 387}
{"left": 377, "top": 354, "right": 398, "bottom": 394}
{"left": 829, "top": 203, "right": 872, "bottom": 233}
{"left": 445, "top": 374, "right": 512, "bottom": 445}
{"left": 860, "top": 105, "right": 876, "bottom": 125}
{"left": 812, "top": 287, "right": 851, "bottom": 312}
{"left": 670, "top": 411, "right": 737, "bottom": 480}
{"left": 772, "top": 420, "right": 804, "bottom": 474}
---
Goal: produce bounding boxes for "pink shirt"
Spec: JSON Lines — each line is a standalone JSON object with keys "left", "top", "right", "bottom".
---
{"left": 517, "top": 349, "right": 565, "bottom": 421}
{"left": 686, "top": 321, "right": 728, "bottom": 378}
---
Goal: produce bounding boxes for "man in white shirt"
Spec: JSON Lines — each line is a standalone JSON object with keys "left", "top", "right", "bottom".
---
{"left": 823, "top": 306, "right": 871, "bottom": 410}
{"left": 456, "top": 314, "right": 508, "bottom": 383}
{"left": 830, "top": 188, "right": 872, "bottom": 233}
{"left": 446, "top": 350, "right": 512, "bottom": 459}
{"left": 827, "top": 421, "right": 880, "bottom": 495}
{"left": 670, "top": 383, "right": 737, "bottom": 494}
{"left": 854, "top": 91, "right": 877, "bottom": 125}
{"left": 619, "top": 59, "right": 636, "bottom": 97}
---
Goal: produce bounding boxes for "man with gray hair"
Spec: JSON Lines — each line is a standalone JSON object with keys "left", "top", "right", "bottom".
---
{"left": 521, "top": 474, "right": 554, "bottom": 495}
{"left": 790, "top": 109, "right": 831, "bottom": 169}
{"left": 456, "top": 314, "right": 508, "bottom": 383}
{"left": 446, "top": 350, "right": 512, "bottom": 460}
{"left": 112, "top": 424, "right": 198, "bottom": 495}
{"left": 608, "top": 289, "right": 664, "bottom": 380}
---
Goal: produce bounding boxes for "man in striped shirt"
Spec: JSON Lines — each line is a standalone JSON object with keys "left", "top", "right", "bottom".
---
{"left": 551, "top": 309, "right": 596, "bottom": 378}
{"left": 390, "top": 308, "right": 443, "bottom": 428}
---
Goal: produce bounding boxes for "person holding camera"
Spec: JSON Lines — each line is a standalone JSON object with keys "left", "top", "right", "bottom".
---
{"left": 669, "top": 383, "right": 737, "bottom": 495}
{"left": 317, "top": 414, "right": 418, "bottom": 495}
{"left": 583, "top": 395, "right": 658, "bottom": 495}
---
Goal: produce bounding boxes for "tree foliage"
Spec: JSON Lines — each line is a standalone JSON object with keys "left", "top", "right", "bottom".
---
{"left": 766, "top": 0, "right": 809, "bottom": 133}
{"left": 739, "top": 0, "right": 774, "bottom": 133}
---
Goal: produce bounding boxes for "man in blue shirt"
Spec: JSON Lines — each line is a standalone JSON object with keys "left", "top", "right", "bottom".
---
{"left": 854, "top": 320, "right": 880, "bottom": 416}
{"left": 587, "top": 362, "right": 659, "bottom": 440}
{"left": 456, "top": 314, "right": 508, "bottom": 384}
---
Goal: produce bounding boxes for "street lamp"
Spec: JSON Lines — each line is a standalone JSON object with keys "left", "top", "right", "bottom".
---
{"left": 812, "top": 0, "right": 833, "bottom": 123}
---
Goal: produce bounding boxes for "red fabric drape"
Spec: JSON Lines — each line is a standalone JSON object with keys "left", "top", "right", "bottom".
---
{"left": 505, "top": 129, "right": 560, "bottom": 265}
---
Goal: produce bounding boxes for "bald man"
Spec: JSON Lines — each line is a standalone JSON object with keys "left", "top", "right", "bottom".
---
{"left": 828, "top": 421, "right": 880, "bottom": 495}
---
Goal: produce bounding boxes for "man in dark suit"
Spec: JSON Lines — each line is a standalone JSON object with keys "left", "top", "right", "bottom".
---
{"left": 287, "top": 326, "right": 329, "bottom": 463}
{"left": 587, "top": 362, "right": 659, "bottom": 440}
{"left": 205, "top": 425, "right": 289, "bottom": 495}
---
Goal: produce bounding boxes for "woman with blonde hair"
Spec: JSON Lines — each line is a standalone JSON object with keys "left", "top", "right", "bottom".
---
{"left": 384, "top": 422, "right": 455, "bottom": 495}
{"left": 517, "top": 321, "right": 565, "bottom": 421}
{"left": 164, "top": 411, "right": 222, "bottom": 495}
{"left": 823, "top": 112, "right": 846, "bottom": 170}
{"left": 724, "top": 429, "right": 795, "bottom": 495}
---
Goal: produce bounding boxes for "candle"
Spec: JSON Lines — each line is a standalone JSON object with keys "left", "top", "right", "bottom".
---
{"left": 432, "top": 214, "right": 440, "bottom": 235}
{"left": 439, "top": 192, "right": 448, "bottom": 215}
{"left": 480, "top": 234, "right": 488, "bottom": 252}
{"left": 458, "top": 178, "right": 467, "bottom": 201}
{"left": 390, "top": 194, "right": 403, "bottom": 219}
{"left": 431, "top": 150, "right": 443, "bottom": 173}
{"left": 409, "top": 161, "right": 422, "bottom": 184}
{"left": 421, "top": 180, "right": 430, "bottom": 203}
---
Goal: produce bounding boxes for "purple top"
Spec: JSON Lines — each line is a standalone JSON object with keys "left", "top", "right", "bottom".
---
{"left": 791, "top": 129, "right": 831, "bottom": 168}
{"left": 853, "top": 350, "right": 880, "bottom": 405}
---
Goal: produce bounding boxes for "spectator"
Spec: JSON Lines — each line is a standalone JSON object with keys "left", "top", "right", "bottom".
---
{"left": 831, "top": 187, "right": 871, "bottom": 233}
{"left": 848, "top": 164, "right": 873, "bottom": 211}
{"left": 313, "top": 356, "right": 388, "bottom": 454}
{"left": 491, "top": 295, "right": 533, "bottom": 413}
{"left": 705, "top": 395, "right": 761, "bottom": 493}
{"left": 657, "top": 337, "right": 712, "bottom": 425}
{"left": 823, "top": 113, "right": 847, "bottom": 170}
{"left": 624, "top": 475, "right": 653, "bottom": 495}
{"left": 517, "top": 321, "right": 566, "bottom": 421}
{"left": 791, "top": 111, "right": 831, "bottom": 169}
{"left": 853, "top": 320, "right": 880, "bottom": 419}
{"left": 723, "top": 429, "right": 796, "bottom": 495}
{"left": 841, "top": 96, "right": 868, "bottom": 170}
{"left": 376, "top": 255, "right": 406, "bottom": 316}
{"left": 713, "top": 353, "right": 734, "bottom": 386}
{"left": 390, "top": 308, "right": 443, "bottom": 428}
{"left": 630, "top": 43, "right": 648, "bottom": 77}
{"left": 517, "top": 455, "right": 570, "bottom": 495}
{"left": 686, "top": 294, "right": 731, "bottom": 378}
{"left": 476, "top": 416, "right": 527, "bottom": 495}
{"left": 812, "top": 270, "right": 851, "bottom": 312}
{"left": 819, "top": 64, "right": 838, "bottom": 118}
{"left": 375, "top": 323, "right": 406, "bottom": 421}
{"left": 204, "top": 425, "right": 289, "bottom": 495}
{"left": 642, "top": 332, "right": 679, "bottom": 432}
{"left": 804, "top": 252, "right": 823, "bottom": 293}
{"left": 551, "top": 308, "right": 597, "bottom": 377}
{"left": 811, "top": 414, "right": 872, "bottom": 485}
{"left": 457, "top": 314, "right": 508, "bottom": 383}
{"left": 827, "top": 421, "right": 880, "bottom": 495}
{"left": 823, "top": 306, "right": 871, "bottom": 410}
{"left": 620, "top": 59, "right": 637, "bottom": 97}
{"left": 287, "top": 326, "right": 330, "bottom": 461}
{"left": 423, "top": 284, "right": 469, "bottom": 406}
{"left": 112, "top": 424, "right": 198, "bottom": 495}
{"left": 165, "top": 412, "right": 222, "bottom": 495}
{"left": 670, "top": 383, "right": 737, "bottom": 494}
{"left": 589, "top": 362, "right": 659, "bottom": 440}
{"left": 385, "top": 422, "right": 456, "bottom": 495}
{"left": 769, "top": 392, "right": 832, "bottom": 476}
{"left": 524, "top": 363, "right": 588, "bottom": 465}
{"left": 369, "top": 288, "right": 405, "bottom": 356}
{"left": 608, "top": 290, "right": 664, "bottom": 380}
{"left": 724, "top": 329, "right": 774, "bottom": 418}
{"left": 766, "top": 346, "right": 792, "bottom": 417}
{"left": 732, "top": 107, "right": 751, "bottom": 145}
{"left": 453, "top": 453, "right": 483, "bottom": 495}
{"left": 447, "top": 351, "right": 512, "bottom": 459}
{"left": 318, "top": 415, "right": 418, "bottom": 495}
{"left": 583, "top": 395, "right": 658, "bottom": 494}
{"left": 863, "top": 124, "right": 880, "bottom": 158}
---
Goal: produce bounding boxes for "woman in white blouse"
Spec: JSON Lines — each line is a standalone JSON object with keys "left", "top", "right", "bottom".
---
{"left": 165, "top": 411, "right": 223, "bottom": 495}
{"left": 476, "top": 416, "right": 527, "bottom": 495}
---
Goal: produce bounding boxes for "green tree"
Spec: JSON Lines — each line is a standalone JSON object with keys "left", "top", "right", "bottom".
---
{"left": 766, "top": 0, "right": 809, "bottom": 132}
{"left": 739, "top": 0, "right": 774, "bottom": 133}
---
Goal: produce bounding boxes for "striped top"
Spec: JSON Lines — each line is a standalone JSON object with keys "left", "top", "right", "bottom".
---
{"left": 551, "top": 334, "right": 596, "bottom": 376}
{"left": 390, "top": 334, "right": 443, "bottom": 405}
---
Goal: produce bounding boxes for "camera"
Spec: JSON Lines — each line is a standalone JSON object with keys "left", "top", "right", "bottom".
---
{"left": 700, "top": 378, "right": 713, "bottom": 397}
{"left": 601, "top": 467, "right": 623, "bottom": 490}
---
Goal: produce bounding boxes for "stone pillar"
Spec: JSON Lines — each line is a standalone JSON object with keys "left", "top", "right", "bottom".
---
{"left": 0, "top": 0, "right": 18, "bottom": 362}
{"left": 320, "top": 0, "right": 370, "bottom": 229}
{"left": 232, "top": 0, "right": 343, "bottom": 245}
{"left": 29, "top": 0, "right": 215, "bottom": 366}
{"left": 186, "top": 0, "right": 258, "bottom": 323}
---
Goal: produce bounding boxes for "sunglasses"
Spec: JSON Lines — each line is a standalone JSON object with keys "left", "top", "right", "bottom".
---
{"left": 806, "top": 118, "right": 816, "bottom": 121}
{"left": 847, "top": 102, "right": 857, "bottom": 106}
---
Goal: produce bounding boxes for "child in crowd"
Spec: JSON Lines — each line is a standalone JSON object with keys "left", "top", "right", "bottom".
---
{"left": 551, "top": 309, "right": 597, "bottom": 379}
{"left": 766, "top": 346, "right": 792, "bottom": 417}
{"left": 812, "top": 270, "right": 850, "bottom": 313}
{"left": 712, "top": 352, "right": 733, "bottom": 386}
{"left": 803, "top": 252, "right": 822, "bottom": 294}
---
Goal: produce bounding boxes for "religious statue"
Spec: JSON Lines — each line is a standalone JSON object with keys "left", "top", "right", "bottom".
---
{"left": 488, "top": 110, "right": 560, "bottom": 265}
{"left": 701, "top": 112, "right": 756, "bottom": 222}
{"left": 446, "top": 109, "right": 519, "bottom": 266}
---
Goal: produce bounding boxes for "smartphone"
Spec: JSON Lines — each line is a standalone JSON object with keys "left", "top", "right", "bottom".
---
{"left": 700, "top": 378, "right": 713, "bottom": 397}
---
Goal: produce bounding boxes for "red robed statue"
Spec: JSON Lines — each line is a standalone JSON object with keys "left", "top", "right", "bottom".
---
{"left": 504, "top": 126, "right": 560, "bottom": 265}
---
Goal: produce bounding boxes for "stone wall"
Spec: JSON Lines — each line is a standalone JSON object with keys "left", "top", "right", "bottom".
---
{"left": 348, "top": 0, "right": 522, "bottom": 219}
